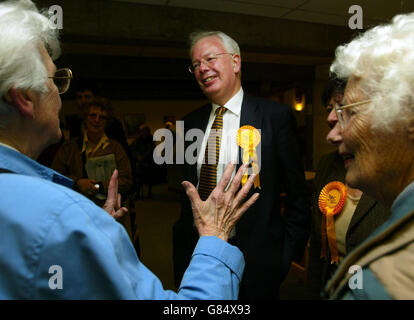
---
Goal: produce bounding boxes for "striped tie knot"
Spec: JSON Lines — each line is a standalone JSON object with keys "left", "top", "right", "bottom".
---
{"left": 215, "top": 106, "right": 227, "bottom": 116}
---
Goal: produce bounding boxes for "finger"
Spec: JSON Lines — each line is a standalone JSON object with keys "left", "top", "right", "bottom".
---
{"left": 107, "top": 170, "right": 119, "bottom": 203}
{"left": 114, "top": 170, "right": 119, "bottom": 193}
{"left": 182, "top": 181, "right": 201, "bottom": 206}
{"left": 216, "top": 162, "right": 236, "bottom": 192}
{"left": 227, "top": 163, "right": 248, "bottom": 196}
{"left": 234, "top": 173, "right": 256, "bottom": 206}
{"left": 113, "top": 207, "right": 128, "bottom": 220}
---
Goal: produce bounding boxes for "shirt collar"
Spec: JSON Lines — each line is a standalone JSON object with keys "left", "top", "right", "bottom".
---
{"left": 212, "top": 87, "right": 243, "bottom": 116}
{"left": 0, "top": 142, "right": 20, "bottom": 153}
{"left": 0, "top": 144, "right": 72, "bottom": 188}
{"left": 366, "top": 181, "right": 414, "bottom": 239}
{"left": 391, "top": 181, "right": 414, "bottom": 219}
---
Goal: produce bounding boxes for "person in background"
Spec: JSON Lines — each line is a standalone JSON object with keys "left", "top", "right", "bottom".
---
{"left": 0, "top": 0, "right": 259, "bottom": 299}
{"left": 71, "top": 90, "right": 137, "bottom": 215}
{"left": 129, "top": 124, "right": 155, "bottom": 199}
{"left": 52, "top": 98, "right": 133, "bottom": 201}
{"left": 306, "top": 77, "right": 390, "bottom": 299}
{"left": 70, "top": 87, "right": 130, "bottom": 152}
{"left": 64, "top": 86, "right": 94, "bottom": 141}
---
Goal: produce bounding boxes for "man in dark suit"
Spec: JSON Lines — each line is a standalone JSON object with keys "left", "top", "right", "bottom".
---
{"left": 173, "top": 31, "right": 310, "bottom": 300}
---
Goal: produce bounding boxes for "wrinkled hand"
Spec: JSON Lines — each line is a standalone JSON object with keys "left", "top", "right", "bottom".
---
{"left": 103, "top": 169, "right": 128, "bottom": 220}
{"left": 76, "top": 178, "right": 98, "bottom": 196}
{"left": 182, "top": 163, "right": 260, "bottom": 242}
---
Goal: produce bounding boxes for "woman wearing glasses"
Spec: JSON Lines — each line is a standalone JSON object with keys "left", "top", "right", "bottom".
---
{"left": 52, "top": 98, "right": 134, "bottom": 237}
{"left": 324, "top": 13, "right": 414, "bottom": 299}
{"left": 306, "top": 78, "right": 390, "bottom": 299}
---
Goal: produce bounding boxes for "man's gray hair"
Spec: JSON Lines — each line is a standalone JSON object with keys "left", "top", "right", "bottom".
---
{"left": 189, "top": 31, "right": 241, "bottom": 57}
{"left": 0, "top": 0, "right": 61, "bottom": 121}
{"left": 330, "top": 12, "right": 414, "bottom": 131}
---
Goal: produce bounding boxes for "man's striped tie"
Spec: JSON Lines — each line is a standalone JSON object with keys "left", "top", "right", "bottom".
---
{"left": 198, "top": 106, "right": 227, "bottom": 201}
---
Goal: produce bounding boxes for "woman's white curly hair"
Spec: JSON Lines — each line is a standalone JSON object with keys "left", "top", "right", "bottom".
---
{"left": 331, "top": 12, "right": 414, "bottom": 131}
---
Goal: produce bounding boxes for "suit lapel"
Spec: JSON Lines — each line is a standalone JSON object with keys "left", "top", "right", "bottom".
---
{"left": 237, "top": 95, "right": 262, "bottom": 172}
{"left": 239, "top": 94, "right": 261, "bottom": 128}
{"left": 347, "top": 194, "right": 377, "bottom": 232}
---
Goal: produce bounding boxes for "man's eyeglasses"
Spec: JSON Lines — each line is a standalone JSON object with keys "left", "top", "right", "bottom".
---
{"left": 188, "top": 52, "right": 234, "bottom": 74}
{"left": 49, "top": 68, "right": 73, "bottom": 94}
{"left": 335, "top": 99, "right": 371, "bottom": 129}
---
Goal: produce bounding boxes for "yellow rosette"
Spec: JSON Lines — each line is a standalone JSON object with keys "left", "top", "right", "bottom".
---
{"left": 318, "top": 181, "right": 347, "bottom": 264}
{"left": 236, "top": 125, "right": 261, "bottom": 189}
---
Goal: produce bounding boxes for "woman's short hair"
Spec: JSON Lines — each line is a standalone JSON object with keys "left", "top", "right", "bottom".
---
{"left": 83, "top": 97, "right": 113, "bottom": 118}
{"left": 321, "top": 77, "right": 346, "bottom": 108}
{"left": 330, "top": 12, "right": 414, "bottom": 131}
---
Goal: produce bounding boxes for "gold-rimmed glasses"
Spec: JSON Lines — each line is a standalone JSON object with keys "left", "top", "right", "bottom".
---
{"left": 335, "top": 99, "right": 371, "bottom": 129}
{"left": 188, "top": 52, "right": 235, "bottom": 74}
{"left": 49, "top": 68, "right": 73, "bottom": 94}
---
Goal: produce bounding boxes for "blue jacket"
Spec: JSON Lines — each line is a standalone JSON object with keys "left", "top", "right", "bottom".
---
{"left": 0, "top": 144, "right": 244, "bottom": 299}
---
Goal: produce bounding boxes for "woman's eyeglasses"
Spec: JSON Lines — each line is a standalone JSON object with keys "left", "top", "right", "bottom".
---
{"left": 49, "top": 68, "right": 73, "bottom": 94}
{"left": 335, "top": 99, "right": 371, "bottom": 128}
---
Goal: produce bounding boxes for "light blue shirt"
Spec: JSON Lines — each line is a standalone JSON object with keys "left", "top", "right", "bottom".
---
{"left": 0, "top": 144, "right": 244, "bottom": 299}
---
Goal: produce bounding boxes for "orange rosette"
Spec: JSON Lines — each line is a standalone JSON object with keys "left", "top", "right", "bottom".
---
{"left": 236, "top": 125, "right": 261, "bottom": 189}
{"left": 318, "top": 181, "right": 347, "bottom": 264}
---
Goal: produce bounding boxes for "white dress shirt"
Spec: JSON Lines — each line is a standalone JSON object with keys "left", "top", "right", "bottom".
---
{"left": 197, "top": 87, "right": 244, "bottom": 188}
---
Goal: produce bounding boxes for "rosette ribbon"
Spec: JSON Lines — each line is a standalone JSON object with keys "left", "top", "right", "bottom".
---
{"left": 318, "top": 181, "right": 347, "bottom": 264}
{"left": 236, "top": 125, "right": 261, "bottom": 189}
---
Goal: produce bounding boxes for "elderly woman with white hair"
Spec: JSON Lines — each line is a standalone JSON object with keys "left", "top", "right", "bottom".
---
{"left": 0, "top": 0, "right": 258, "bottom": 299}
{"left": 324, "top": 13, "right": 414, "bottom": 299}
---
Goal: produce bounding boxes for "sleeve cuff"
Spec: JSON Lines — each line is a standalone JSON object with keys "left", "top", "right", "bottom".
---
{"left": 192, "top": 236, "right": 245, "bottom": 281}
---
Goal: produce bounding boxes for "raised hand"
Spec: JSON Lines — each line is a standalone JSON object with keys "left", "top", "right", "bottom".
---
{"left": 103, "top": 169, "right": 128, "bottom": 220}
{"left": 182, "top": 163, "right": 260, "bottom": 242}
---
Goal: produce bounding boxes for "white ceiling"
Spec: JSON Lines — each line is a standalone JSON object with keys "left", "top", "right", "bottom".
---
{"left": 113, "top": 0, "right": 414, "bottom": 27}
